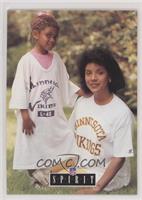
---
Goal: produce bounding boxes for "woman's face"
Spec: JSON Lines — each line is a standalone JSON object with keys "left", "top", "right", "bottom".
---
{"left": 85, "top": 63, "right": 110, "bottom": 95}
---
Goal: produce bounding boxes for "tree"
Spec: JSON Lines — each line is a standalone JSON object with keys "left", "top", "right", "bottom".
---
{"left": 7, "top": 10, "right": 137, "bottom": 112}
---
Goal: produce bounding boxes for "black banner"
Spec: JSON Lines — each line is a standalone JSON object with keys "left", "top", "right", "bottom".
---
{"left": 50, "top": 173, "right": 96, "bottom": 186}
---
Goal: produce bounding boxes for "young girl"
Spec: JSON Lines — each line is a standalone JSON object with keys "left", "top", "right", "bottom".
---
{"left": 9, "top": 13, "right": 80, "bottom": 187}
{"left": 69, "top": 47, "right": 134, "bottom": 194}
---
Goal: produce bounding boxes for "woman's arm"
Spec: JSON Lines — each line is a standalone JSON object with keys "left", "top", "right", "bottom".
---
{"left": 76, "top": 157, "right": 125, "bottom": 194}
{"left": 94, "top": 157, "right": 125, "bottom": 192}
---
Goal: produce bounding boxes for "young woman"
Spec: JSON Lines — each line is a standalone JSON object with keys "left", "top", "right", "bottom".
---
{"left": 69, "top": 47, "right": 134, "bottom": 194}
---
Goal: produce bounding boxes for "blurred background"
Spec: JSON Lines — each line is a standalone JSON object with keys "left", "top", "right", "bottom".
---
{"left": 7, "top": 10, "right": 137, "bottom": 112}
{"left": 7, "top": 10, "right": 137, "bottom": 194}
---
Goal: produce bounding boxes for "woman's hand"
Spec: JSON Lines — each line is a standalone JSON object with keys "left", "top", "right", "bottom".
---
{"left": 20, "top": 109, "right": 36, "bottom": 135}
{"left": 75, "top": 185, "right": 101, "bottom": 194}
{"left": 76, "top": 157, "right": 125, "bottom": 195}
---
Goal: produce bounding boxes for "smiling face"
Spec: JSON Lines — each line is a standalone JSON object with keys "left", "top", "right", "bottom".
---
{"left": 33, "top": 26, "right": 58, "bottom": 53}
{"left": 85, "top": 63, "right": 110, "bottom": 95}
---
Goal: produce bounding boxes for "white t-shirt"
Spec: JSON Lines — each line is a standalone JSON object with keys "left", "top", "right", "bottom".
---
{"left": 9, "top": 51, "right": 79, "bottom": 169}
{"left": 69, "top": 95, "right": 134, "bottom": 191}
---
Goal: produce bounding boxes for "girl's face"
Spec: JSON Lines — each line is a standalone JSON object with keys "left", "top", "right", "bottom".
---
{"left": 33, "top": 26, "right": 58, "bottom": 53}
{"left": 85, "top": 63, "right": 110, "bottom": 95}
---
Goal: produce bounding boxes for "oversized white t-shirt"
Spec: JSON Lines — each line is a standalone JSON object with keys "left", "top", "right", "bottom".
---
{"left": 9, "top": 51, "right": 79, "bottom": 169}
{"left": 69, "top": 95, "right": 134, "bottom": 191}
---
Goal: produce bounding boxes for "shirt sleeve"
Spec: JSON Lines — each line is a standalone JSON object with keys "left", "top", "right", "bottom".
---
{"left": 56, "top": 52, "right": 80, "bottom": 107}
{"left": 68, "top": 98, "right": 82, "bottom": 131}
{"left": 68, "top": 105, "right": 76, "bottom": 132}
{"left": 112, "top": 110, "right": 134, "bottom": 157}
{"left": 68, "top": 81, "right": 80, "bottom": 107}
{"left": 9, "top": 56, "right": 29, "bottom": 109}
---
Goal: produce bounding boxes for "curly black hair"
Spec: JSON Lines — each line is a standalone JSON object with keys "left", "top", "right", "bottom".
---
{"left": 77, "top": 47, "right": 125, "bottom": 94}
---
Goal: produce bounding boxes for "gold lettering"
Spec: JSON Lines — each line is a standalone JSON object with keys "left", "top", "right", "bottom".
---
{"left": 86, "top": 138, "right": 91, "bottom": 151}
{"left": 79, "top": 136, "right": 86, "bottom": 148}
{"left": 94, "top": 144, "right": 101, "bottom": 155}
{"left": 90, "top": 143, "right": 95, "bottom": 154}
{"left": 84, "top": 117, "right": 90, "bottom": 125}
{"left": 74, "top": 117, "right": 106, "bottom": 142}
{"left": 75, "top": 120, "right": 80, "bottom": 130}
{"left": 80, "top": 118, "right": 85, "bottom": 126}
{"left": 97, "top": 135, "right": 106, "bottom": 141}
{"left": 76, "top": 134, "right": 102, "bottom": 156}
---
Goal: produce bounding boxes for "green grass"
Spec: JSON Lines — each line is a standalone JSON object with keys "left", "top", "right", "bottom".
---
{"left": 7, "top": 89, "right": 137, "bottom": 195}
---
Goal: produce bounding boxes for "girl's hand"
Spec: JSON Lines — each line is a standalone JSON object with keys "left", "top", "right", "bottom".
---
{"left": 20, "top": 109, "right": 36, "bottom": 135}
{"left": 76, "top": 88, "right": 92, "bottom": 97}
{"left": 22, "top": 117, "right": 36, "bottom": 135}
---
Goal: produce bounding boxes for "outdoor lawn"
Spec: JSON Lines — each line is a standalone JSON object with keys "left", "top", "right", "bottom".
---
{"left": 7, "top": 89, "right": 137, "bottom": 195}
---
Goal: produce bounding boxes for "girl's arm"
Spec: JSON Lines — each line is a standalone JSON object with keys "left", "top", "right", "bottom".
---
{"left": 20, "top": 109, "right": 36, "bottom": 135}
{"left": 76, "top": 88, "right": 84, "bottom": 97}
{"left": 76, "top": 157, "right": 125, "bottom": 194}
{"left": 76, "top": 88, "right": 92, "bottom": 97}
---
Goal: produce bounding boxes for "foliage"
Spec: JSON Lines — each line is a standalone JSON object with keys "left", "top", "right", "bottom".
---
{"left": 7, "top": 43, "right": 31, "bottom": 86}
{"left": 7, "top": 10, "right": 137, "bottom": 111}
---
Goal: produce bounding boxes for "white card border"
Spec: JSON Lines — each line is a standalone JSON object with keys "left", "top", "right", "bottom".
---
{"left": 0, "top": 0, "right": 141, "bottom": 200}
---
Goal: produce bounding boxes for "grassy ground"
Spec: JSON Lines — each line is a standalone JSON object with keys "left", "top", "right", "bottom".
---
{"left": 7, "top": 89, "right": 137, "bottom": 195}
